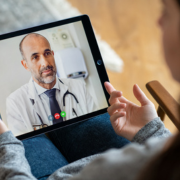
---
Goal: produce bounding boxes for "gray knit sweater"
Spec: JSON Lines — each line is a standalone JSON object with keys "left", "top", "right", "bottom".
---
{"left": 0, "top": 117, "right": 171, "bottom": 180}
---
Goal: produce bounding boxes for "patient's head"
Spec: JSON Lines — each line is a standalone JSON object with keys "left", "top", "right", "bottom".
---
{"left": 159, "top": 0, "right": 180, "bottom": 82}
{"left": 138, "top": 1, "right": 180, "bottom": 179}
{"left": 20, "top": 33, "right": 57, "bottom": 87}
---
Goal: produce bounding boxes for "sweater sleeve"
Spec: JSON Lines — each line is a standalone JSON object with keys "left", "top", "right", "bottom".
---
{"left": 132, "top": 117, "right": 172, "bottom": 144}
{"left": 0, "top": 131, "right": 36, "bottom": 180}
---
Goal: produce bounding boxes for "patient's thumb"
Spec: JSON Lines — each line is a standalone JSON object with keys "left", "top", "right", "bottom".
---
{"left": 133, "top": 84, "right": 150, "bottom": 106}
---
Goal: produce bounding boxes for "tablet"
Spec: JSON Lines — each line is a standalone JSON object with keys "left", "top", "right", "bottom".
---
{"left": 0, "top": 15, "right": 110, "bottom": 140}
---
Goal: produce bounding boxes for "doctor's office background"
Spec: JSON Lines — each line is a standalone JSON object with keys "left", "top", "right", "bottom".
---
{"left": 0, "top": 0, "right": 180, "bottom": 133}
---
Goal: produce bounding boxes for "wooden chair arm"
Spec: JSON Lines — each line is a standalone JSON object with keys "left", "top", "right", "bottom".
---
{"left": 146, "top": 80, "right": 180, "bottom": 131}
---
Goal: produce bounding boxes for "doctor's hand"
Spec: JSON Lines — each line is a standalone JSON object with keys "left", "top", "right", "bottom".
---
{"left": 104, "top": 82, "right": 158, "bottom": 141}
{"left": 0, "top": 120, "right": 8, "bottom": 135}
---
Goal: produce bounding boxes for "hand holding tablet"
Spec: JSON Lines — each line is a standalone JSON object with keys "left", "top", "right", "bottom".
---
{"left": 0, "top": 14, "right": 159, "bottom": 141}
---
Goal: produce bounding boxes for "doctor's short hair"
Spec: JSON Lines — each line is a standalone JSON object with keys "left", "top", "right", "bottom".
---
{"left": 19, "top": 33, "right": 50, "bottom": 60}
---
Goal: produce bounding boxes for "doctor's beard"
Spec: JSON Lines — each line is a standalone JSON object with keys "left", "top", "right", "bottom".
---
{"left": 32, "top": 65, "right": 57, "bottom": 84}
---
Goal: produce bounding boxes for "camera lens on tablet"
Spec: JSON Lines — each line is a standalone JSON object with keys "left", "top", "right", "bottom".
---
{"left": 97, "top": 60, "right": 102, "bottom": 65}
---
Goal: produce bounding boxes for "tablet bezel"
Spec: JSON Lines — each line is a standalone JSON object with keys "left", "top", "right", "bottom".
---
{"left": 0, "top": 15, "right": 110, "bottom": 140}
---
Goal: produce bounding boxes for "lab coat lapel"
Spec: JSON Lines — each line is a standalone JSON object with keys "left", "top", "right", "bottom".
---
{"left": 28, "top": 78, "right": 49, "bottom": 125}
{"left": 57, "top": 79, "right": 68, "bottom": 97}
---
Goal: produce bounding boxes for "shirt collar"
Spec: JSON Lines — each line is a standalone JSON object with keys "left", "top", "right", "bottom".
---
{"left": 33, "top": 77, "right": 60, "bottom": 95}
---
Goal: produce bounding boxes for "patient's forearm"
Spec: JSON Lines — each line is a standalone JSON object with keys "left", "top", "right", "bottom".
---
{"left": 0, "top": 131, "right": 36, "bottom": 180}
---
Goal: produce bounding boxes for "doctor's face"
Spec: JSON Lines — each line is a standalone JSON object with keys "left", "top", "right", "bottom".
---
{"left": 21, "top": 34, "right": 57, "bottom": 85}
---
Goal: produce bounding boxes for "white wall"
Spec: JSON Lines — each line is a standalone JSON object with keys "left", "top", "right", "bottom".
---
{"left": 0, "top": 21, "right": 108, "bottom": 126}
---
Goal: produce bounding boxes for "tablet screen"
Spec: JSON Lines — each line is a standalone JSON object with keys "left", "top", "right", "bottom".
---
{"left": 0, "top": 16, "right": 109, "bottom": 139}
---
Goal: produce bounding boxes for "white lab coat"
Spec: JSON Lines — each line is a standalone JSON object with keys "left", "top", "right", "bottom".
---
{"left": 6, "top": 78, "right": 97, "bottom": 136}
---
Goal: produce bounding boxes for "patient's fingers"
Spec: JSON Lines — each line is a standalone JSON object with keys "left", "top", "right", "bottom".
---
{"left": 110, "top": 111, "right": 126, "bottom": 123}
{"left": 109, "top": 91, "right": 123, "bottom": 105}
{"left": 107, "top": 102, "right": 126, "bottom": 116}
{"left": 104, "top": 82, "right": 116, "bottom": 94}
{"left": 118, "top": 96, "right": 128, "bottom": 103}
{"left": 105, "top": 82, "right": 128, "bottom": 104}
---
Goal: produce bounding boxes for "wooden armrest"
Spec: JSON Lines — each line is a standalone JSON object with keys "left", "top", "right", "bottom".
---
{"left": 146, "top": 80, "right": 180, "bottom": 131}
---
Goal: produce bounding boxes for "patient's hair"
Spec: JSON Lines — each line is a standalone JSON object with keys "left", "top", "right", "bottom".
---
{"left": 177, "top": 0, "right": 180, "bottom": 5}
{"left": 137, "top": 131, "right": 180, "bottom": 180}
{"left": 19, "top": 33, "right": 49, "bottom": 60}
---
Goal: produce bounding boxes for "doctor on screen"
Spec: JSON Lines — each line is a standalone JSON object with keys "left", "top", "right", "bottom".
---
{"left": 6, "top": 33, "right": 97, "bottom": 136}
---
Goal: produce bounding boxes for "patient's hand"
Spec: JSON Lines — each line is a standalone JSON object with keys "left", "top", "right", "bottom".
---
{"left": 104, "top": 82, "right": 158, "bottom": 141}
{"left": 0, "top": 120, "right": 8, "bottom": 135}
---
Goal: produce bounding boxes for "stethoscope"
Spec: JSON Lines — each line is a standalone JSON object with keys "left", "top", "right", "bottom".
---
{"left": 30, "top": 79, "right": 79, "bottom": 130}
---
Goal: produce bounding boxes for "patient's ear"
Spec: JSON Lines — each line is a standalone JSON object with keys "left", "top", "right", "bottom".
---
{"left": 21, "top": 59, "right": 30, "bottom": 71}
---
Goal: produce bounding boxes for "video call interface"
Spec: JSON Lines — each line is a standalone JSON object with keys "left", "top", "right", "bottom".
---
{"left": 0, "top": 20, "right": 108, "bottom": 136}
